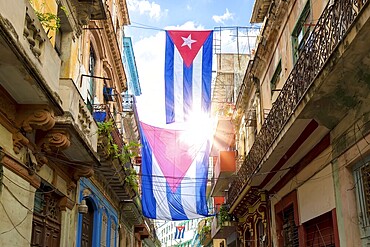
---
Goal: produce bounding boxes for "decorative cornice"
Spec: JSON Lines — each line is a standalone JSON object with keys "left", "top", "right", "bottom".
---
{"left": 0, "top": 149, "right": 41, "bottom": 188}
{"left": 78, "top": 99, "right": 92, "bottom": 134}
{"left": 118, "top": 0, "right": 131, "bottom": 25}
{"left": 103, "top": 10, "right": 127, "bottom": 92}
{"left": 59, "top": 196, "right": 75, "bottom": 211}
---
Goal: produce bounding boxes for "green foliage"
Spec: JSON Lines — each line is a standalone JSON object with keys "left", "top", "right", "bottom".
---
{"left": 97, "top": 120, "right": 114, "bottom": 135}
{"left": 35, "top": 11, "right": 60, "bottom": 31}
{"left": 97, "top": 120, "right": 141, "bottom": 192}
{"left": 199, "top": 224, "right": 211, "bottom": 235}
{"left": 219, "top": 204, "right": 231, "bottom": 225}
{"left": 125, "top": 167, "right": 138, "bottom": 191}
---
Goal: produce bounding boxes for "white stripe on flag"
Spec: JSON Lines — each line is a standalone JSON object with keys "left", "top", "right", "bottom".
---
{"left": 173, "top": 48, "right": 184, "bottom": 123}
{"left": 180, "top": 140, "right": 207, "bottom": 219}
{"left": 192, "top": 47, "right": 203, "bottom": 113}
{"left": 152, "top": 154, "right": 172, "bottom": 220}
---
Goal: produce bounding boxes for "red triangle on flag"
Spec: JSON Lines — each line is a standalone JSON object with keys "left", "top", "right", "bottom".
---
{"left": 167, "top": 30, "right": 212, "bottom": 68}
{"left": 141, "top": 122, "right": 202, "bottom": 192}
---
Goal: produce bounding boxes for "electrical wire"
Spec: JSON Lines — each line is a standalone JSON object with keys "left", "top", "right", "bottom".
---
{"left": 0, "top": 201, "right": 31, "bottom": 244}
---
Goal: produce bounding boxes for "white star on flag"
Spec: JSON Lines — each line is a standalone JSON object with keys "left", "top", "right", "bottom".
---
{"left": 181, "top": 34, "right": 197, "bottom": 49}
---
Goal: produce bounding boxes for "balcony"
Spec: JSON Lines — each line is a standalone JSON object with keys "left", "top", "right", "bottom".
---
{"left": 93, "top": 103, "right": 124, "bottom": 150}
{"left": 121, "top": 197, "right": 143, "bottom": 226}
{"left": 198, "top": 218, "right": 212, "bottom": 246}
{"left": 73, "top": 0, "right": 107, "bottom": 24}
{"left": 211, "top": 210, "right": 237, "bottom": 239}
{"left": 211, "top": 151, "right": 236, "bottom": 197}
{"left": 228, "top": 0, "right": 370, "bottom": 207}
{"left": 0, "top": 0, "right": 62, "bottom": 111}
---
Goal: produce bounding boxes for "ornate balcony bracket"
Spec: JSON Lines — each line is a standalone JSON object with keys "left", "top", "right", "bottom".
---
{"left": 16, "top": 105, "right": 55, "bottom": 133}
{"left": 72, "top": 0, "right": 107, "bottom": 25}
{"left": 36, "top": 130, "right": 71, "bottom": 153}
{"left": 74, "top": 167, "right": 94, "bottom": 181}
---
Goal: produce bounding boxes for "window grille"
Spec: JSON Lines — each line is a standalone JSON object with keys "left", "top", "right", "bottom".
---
{"left": 354, "top": 162, "right": 370, "bottom": 228}
{"left": 282, "top": 205, "right": 299, "bottom": 247}
{"left": 361, "top": 164, "right": 370, "bottom": 217}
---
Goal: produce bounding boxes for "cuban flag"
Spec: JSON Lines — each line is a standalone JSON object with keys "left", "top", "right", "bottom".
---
{"left": 165, "top": 30, "right": 213, "bottom": 124}
{"left": 174, "top": 226, "right": 185, "bottom": 239}
{"left": 140, "top": 121, "right": 210, "bottom": 220}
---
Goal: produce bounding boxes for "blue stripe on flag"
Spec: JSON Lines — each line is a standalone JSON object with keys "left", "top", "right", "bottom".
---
{"left": 167, "top": 185, "right": 188, "bottom": 220}
{"left": 183, "top": 63, "right": 193, "bottom": 122}
{"left": 201, "top": 32, "right": 213, "bottom": 116}
{"left": 196, "top": 140, "right": 210, "bottom": 215}
{"left": 140, "top": 131, "right": 156, "bottom": 219}
{"left": 165, "top": 32, "right": 175, "bottom": 124}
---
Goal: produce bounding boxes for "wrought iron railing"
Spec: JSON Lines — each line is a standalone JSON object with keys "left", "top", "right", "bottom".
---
{"left": 227, "top": 0, "right": 369, "bottom": 205}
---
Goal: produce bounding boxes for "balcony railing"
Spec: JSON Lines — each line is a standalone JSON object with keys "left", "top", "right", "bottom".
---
{"left": 93, "top": 104, "right": 124, "bottom": 149}
{"left": 227, "top": 0, "right": 369, "bottom": 205}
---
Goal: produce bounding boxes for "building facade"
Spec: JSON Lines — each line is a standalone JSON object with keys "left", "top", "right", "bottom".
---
{"left": 0, "top": 0, "right": 158, "bottom": 246}
{"left": 209, "top": 0, "right": 370, "bottom": 246}
{"left": 156, "top": 219, "right": 201, "bottom": 247}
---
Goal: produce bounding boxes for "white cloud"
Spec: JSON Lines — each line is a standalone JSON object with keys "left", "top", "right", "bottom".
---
{"left": 127, "top": 0, "right": 165, "bottom": 20}
{"left": 212, "top": 8, "right": 234, "bottom": 24}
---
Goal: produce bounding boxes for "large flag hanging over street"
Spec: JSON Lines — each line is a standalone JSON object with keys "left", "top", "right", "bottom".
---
{"left": 165, "top": 30, "right": 213, "bottom": 124}
{"left": 140, "top": 122, "right": 210, "bottom": 220}
{"left": 140, "top": 30, "right": 213, "bottom": 221}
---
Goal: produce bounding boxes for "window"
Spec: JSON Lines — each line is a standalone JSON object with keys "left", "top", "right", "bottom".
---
{"left": 292, "top": 1, "right": 311, "bottom": 63}
{"left": 275, "top": 191, "right": 299, "bottom": 247}
{"left": 354, "top": 161, "right": 370, "bottom": 243}
{"left": 31, "top": 184, "right": 61, "bottom": 247}
{"left": 282, "top": 205, "right": 299, "bottom": 247}
{"left": 270, "top": 60, "right": 282, "bottom": 98}
{"left": 87, "top": 46, "right": 96, "bottom": 112}
{"left": 304, "top": 212, "right": 336, "bottom": 247}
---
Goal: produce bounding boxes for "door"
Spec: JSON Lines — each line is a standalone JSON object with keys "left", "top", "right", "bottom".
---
{"left": 81, "top": 199, "right": 94, "bottom": 247}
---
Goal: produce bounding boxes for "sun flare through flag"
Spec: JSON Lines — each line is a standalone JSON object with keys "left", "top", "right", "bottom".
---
{"left": 140, "top": 30, "right": 213, "bottom": 221}
{"left": 140, "top": 122, "right": 211, "bottom": 220}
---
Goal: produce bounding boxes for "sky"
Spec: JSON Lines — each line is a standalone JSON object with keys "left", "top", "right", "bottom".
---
{"left": 125, "top": 0, "right": 258, "bottom": 126}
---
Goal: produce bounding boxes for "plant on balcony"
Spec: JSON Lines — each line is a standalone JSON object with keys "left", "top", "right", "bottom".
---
{"left": 199, "top": 224, "right": 211, "bottom": 236}
{"left": 219, "top": 204, "right": 232, "bottom": 225}
{"left": 29, "top": 1, "right": 61, "bottom": 32}
{"left": 97, "top": 120, "right": 114, "bottom": 154}
{"left": 97, "top": 120, "right": 114, "bottom": 136}
{"left": 125, "top": 166, "right": 138, "bottom": 192}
